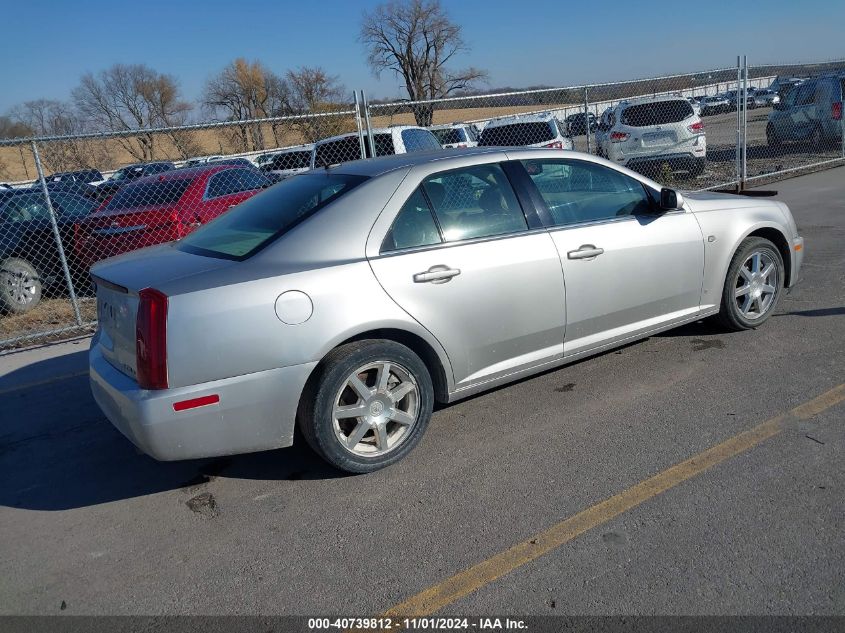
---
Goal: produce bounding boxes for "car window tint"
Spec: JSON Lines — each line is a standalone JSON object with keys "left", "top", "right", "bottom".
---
{"left": 521, "top": 159, "right": 652, "bottom": 226}
{"left": 105, "top": 179, "right": 191, "bottom": 210}
{"left": 621, "top": 100, "right": 693, "bottom": 127}
{"left": 479, "top": 122, "right": 555, "bottom": 146}
{"left": 207, "top": 170, "right": 247, "bottom": 198}
{"left": 2, "top": 195, "right": 51, "bottom": 222}
{"left": 271, "top": 151, "right": 311, "bottom": 170}
{"left": 373, "top": 133, "right": 396, "bottom": 156}
{"left": 382, "top": 188, "right": 442, "bottom": 253}
{"left": 401, "top": 128, "right": 442, "bottom": 152}
{"left": 314, "top": 136, "right": 363, "bottom": 167}
{"left": 51, "top": 192, "right": 97, "bottom": 216}
{"left": 238, "top": 169, "right": 271, "bottom": 191}
{"left": 795, "top": 83, "right": 816, "bottom": 106}
{"left": 421, "top": 164, "right": 527, "bottom": 242}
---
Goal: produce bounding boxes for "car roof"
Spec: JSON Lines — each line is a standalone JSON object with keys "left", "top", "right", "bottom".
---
{"left": 484, "top": 113, "right": 557, "bottom": 127}
{"left": 619, "top": 94, "right": 696, "bottom": 107}
{"left": 275, "top": 144, "right": 315, "bottom": 153}
{"left": 128, "top": 163, "right": 241, "bottom": 184}
{"left": 316, "top": 126, "right": 427, "bottom": 145}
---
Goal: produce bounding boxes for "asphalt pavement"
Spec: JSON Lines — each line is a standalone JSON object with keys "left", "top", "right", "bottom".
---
{"left": 0, "top": 167, "right": 843, "bottom": 618}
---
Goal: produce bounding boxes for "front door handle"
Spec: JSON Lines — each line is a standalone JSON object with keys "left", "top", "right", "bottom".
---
{"left": 413, "top": 265, "right": 461, "bottom": 284}
{"left": 567, "top": 244, "right": 604, "bottom": 260}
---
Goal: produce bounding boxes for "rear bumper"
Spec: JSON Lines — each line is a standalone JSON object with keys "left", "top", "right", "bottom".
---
{"left": 622, "top": 153, "right": 705, "bottom": 172}
{"left": 89, "top": 339, "right": 317, "bottom": 461}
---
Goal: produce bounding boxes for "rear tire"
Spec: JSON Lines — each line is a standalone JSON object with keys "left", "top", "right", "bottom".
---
{"left": 717, "top": 237, "right": 784, "bottom": 331}
{"left": 0, "top": 257, "right": 42, "bottom": 314}
{"left": 298, "top": 339, "right": 434, "bottom": 473}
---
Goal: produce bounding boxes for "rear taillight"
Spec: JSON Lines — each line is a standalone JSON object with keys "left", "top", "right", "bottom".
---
{"left": 688, "top": 121, "right": 705, "bottom": 134}
{"left": 136, "top": 288, "right": 168, "bottom": 390}
{"left": 833, "top": 102, "right": 842, "bottom": 121}
{"left": 610, "top": 132, "right": 630, "bottom": 142}
{"left": 544, "top": 141, "right": 564, "bottom": 149}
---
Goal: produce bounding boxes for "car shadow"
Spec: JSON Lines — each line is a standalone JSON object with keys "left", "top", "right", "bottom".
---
{"left": 775, "top": 306, "right": 845, "bottom": 318}
{"left": 0, "top": 350, "right": 342, "bottom": 512}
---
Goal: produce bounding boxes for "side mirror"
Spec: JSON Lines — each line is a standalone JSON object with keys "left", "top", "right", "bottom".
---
{"left": 660, "top": 188, "right": 684, "bottom": 210}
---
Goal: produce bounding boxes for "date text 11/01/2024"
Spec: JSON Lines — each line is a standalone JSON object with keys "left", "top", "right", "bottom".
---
{"left": 306, "top": 617, "right": 528, "bottom": 630}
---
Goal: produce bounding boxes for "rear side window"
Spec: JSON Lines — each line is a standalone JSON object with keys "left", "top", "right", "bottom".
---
{"left": 206, "top": 169, "right": 268, "bottom": 199}
{"left": 479, "top": 122, "right": 555, "bottom": 147}
{"left": 401, "top": 128, "right": 441, "bottom": 152}
{"left": 382, "top": 188, "right": 442, "bottom": 252}
{"left": 373, "top": 133, "right": 395, "bottom": 156}
{"left": 104, "top": 179, "right": 191, "bottom": 211}
{"left": 421, "top": 164, "right": 527, "bottom": 242}
{"left": 51, "top": 192, "right": 97, "bottom": 217}
{"left": 178, "top": 173, "right": 366, "bottom": 259}
{"left": 621, "top": 101, "right": 694, "bottom": 127}
{"left": 432, "top": 128, "right": 464, "bottom": 145}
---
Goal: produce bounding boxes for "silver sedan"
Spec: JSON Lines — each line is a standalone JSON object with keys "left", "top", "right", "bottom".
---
{"left": 89, "top": 148, "right": 804, "bottom": 473}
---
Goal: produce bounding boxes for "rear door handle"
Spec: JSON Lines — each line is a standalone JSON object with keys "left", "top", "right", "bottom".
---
{"left": 413, "top": 265, "right": 461, "bottom": 284}
{"left": 567, "top": 244, "right": 604, "bottom": 260}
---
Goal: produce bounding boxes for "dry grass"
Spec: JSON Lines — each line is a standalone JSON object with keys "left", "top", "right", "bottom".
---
{"left": 0, "top": 297, "right": 96, "bottom": 344}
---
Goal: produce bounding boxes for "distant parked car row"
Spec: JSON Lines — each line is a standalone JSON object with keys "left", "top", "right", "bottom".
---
{"left": 767, "top": 72, "right": 844, "bottom": 148}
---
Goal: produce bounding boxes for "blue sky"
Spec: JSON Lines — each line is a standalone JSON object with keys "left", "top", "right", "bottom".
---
{"left": 1, "top": 0, "right": 843, "bottom": 113}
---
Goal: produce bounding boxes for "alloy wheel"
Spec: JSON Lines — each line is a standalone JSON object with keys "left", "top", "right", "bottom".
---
{"left": 2, "top": 266, "right": 38, "bottom": 306}
{"left": 734, "top": 251, "right": 778, "bottom": 320}
{"left": 332, "top": 361, "right": 420, "bottom": 457}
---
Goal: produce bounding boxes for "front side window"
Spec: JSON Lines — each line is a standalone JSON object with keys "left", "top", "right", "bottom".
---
{"left": 521, "top": 159, "right": 652, "bottom": 226}
{"left": 381, "top": 188, "right": 442, "bottom": 252}
{"left": 178, "top": 173, "right": 366, "bottom": 259}
{"left": 420, "top": 164, "right": 527, "bottom": 242}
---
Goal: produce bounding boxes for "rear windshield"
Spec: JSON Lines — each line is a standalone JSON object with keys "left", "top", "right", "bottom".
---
{"left": 104, "top": 179, "right": 191, "bottom": 211}
{"left": 178, "top": 173, "right": 367, "bottom": 260}
{"left": 622, "top": 101, "right": 694, "bottom": 127}
{"left": 269, "top": 151, "right": 312, "bottom": 171}
{"left": 479, "top": 122, "right": 555, "bottom": 146}
{"left": 314, "top": 134, "right": 395, "bottom": 167}
{"left": 431, "top": 128, "right": 466, "bottom": 145}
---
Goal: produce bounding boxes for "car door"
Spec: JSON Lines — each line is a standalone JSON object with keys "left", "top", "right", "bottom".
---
{"left": 517, "top": 157, "right": 705, "bottom": 357}
{"left": 369, "top": 162, "right": 566, "bottom": 391}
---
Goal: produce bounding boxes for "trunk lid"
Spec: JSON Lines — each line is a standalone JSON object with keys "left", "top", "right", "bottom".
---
{"left": 91, "top": 244, "right": 234, "bottom": 380}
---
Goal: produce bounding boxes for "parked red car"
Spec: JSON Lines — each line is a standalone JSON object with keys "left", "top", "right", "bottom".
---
{"left": 75, "top": 164, "right": 271, "bottom": 268}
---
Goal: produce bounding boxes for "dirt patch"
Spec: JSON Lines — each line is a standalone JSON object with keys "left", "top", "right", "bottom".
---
{"left": 186, "top": 492, "right": 218, "bottom": 518}
{"left": 0, "top": 298, "right": 96, "bottom": 345}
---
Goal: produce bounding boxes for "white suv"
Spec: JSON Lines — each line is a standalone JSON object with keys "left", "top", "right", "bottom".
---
{"left": 478, "top": 113, "right": 574, "bottom": 150}
{"left": 313, "top": 126, "right": 441, "bottom": 168}
{"left": 428, "top": 123, "right": 479, "bottom": 148}
{"left": 596, "top": 95, "right": 706, "bottom": 177}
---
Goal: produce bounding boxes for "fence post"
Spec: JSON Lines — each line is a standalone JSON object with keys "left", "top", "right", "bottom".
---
{"left": 735, "top": 56, "right": 742, "bottom": 192}
{"left": 31, "top": 140, "right": 83, "bottom": 326}
{"left": 742, "top": 55, "right": 748, "bottom": 189}
{"left": 354, "top": 91, "right": 366, "bottom": 161}
{"left": 583, "top": 86, "right": 591, "bottom": 154}
{"left": 361, "top": 91, "right": 376, "bottom": 158}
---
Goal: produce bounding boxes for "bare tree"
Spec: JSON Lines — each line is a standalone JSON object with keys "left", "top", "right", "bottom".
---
{"left": 0, "top": 115, "right": 32, "bottom": 140}
{"left": 73, "top": 64, "right": 194, "bottom": 161}
{"left": 9, "top": 100, "right": 106, "bottom": 172}
{"left": 203, "top": 59, "right": 290, "bottom": 151}
{"left": 360, "top": 0, "right": 486, "bottom": 126}
{"left": 285, "top": 67, "right": 351, "bottom": 142}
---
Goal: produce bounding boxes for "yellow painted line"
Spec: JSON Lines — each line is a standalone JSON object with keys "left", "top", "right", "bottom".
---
{"left": 0, "top": 370, "right": 88, "bottom": 396}
{"left": 382, "top": 383, "right": 845, "bottom": 619}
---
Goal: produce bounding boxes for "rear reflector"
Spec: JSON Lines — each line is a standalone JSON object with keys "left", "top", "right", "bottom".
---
{"left": 173, "top": 394, "right": 220, "bottom": 412}
{"left": 136, "top": 288, "right": 168, "bottom": 390}
{"left": 610, "top": 132, "right": 630, "bottom": 142}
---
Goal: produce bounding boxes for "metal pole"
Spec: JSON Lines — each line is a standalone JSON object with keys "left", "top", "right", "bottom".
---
{"left": 735, "top": 56, "right": 742, "bottom": 192}
{"left": 361, "top": 91, "right": 376, "bottom": 158}
{"left": 583, "top": 86, "right": 591, "bottom": 154}
{"left": 742, "top": 55, "right": 748, "bottom": 187}
{"left": 31, "top": 140, "right": 82, "bottom": 326}
{"left": 353, "top": 91, "right": 366, "bottom": 161}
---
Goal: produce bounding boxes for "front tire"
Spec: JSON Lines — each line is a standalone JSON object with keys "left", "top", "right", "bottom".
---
{"left": 717, "top": 237, "right": 784, "bottom": 331}
{"left": 298, "top": 339, "right": 434, "bottom": 473}
{"left": 0, "top": 257, "right": 42, "bottom": 314}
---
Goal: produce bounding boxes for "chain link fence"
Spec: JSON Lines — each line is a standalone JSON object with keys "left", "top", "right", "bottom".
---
{"left": 1, "top": 58, "right": 843, "bottom": 350}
